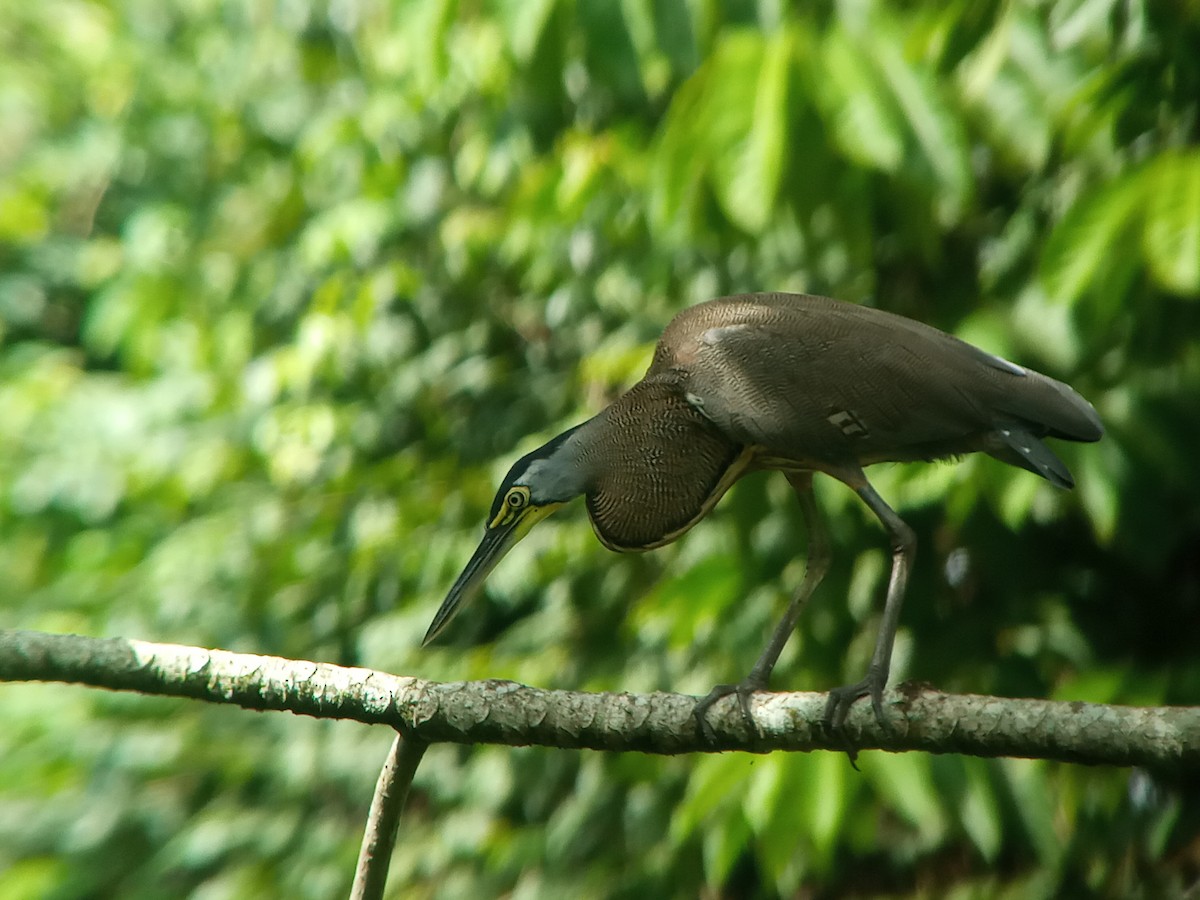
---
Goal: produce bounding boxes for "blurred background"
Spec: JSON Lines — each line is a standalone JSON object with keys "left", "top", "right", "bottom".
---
{"left": 2, "top": 0, "right": 1199, "bottom": 896}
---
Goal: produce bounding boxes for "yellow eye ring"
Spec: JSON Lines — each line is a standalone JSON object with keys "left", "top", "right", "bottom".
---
{"left": 507, "top": 489, "right": 528, "bottom": 510}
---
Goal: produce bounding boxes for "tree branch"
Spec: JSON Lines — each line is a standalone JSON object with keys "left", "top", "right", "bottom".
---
{"left": 351, "top": 732, "right": 427, "bottom": 900}
{"left": 2, "top": 629, "right": 1195, "bottom": 769}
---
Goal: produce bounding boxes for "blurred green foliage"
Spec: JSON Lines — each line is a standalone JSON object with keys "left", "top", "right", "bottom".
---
{"left": 2, "top": 0, "right": 1199, "bottom": 896}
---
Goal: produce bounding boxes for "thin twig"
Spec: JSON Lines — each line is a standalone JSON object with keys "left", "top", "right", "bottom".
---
{"left": 351, "top": 732, "right": 428, "bottom": 900}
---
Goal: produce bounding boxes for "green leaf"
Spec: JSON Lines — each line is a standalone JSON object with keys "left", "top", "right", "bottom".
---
{"left": 0, "top": 857, "right": 64, "bottom": 900}
{"left": 409, "top": 0, "right": 460, "bottom": 85}
{"left": 652, "top": 29, "right": 795, "bottom": 234}
{"left": 649, "top": 60, "right": 710, "bottom": 230}
{"left": 966, "top": 62, "right": 1053, "bottom": 171}
{"left": 815, "top": 29, "right": 905, "bottom": 171}
{"left": 1000, "top": 759, "right": 1062, "bottom": 868}
{"left": 499, "top": 0, "right": 558, "bottom": 62}
{"left": 579, "top": 0, "right": 646, "bottom": 105}
{"left": 869, "top": 20, "right": 972, "bottom": 221}
{"left": 960, "top": 759, "right": 1003, "bottom": 862}
{"left": 0, "top": 185, "right": 50, "bottom": 243}
{"left": 741, "top": 753, "right": 785, "bottom": 835}
{"left": 702, "top": 810, "right": 751, "bottom": 888}
{"left": 710, "top": 31, "right": 792, "bottom": 233}
{"left": 1077, "top": 444, "right": 1118, "bottom": 542}
{"left": 1040, "top": 171, "right": 1145, "bottom": 303}
{"left": 1143, "top": 151, "right": 1200, "bottom": 296}
{"left": 801, "top": 750, "right": 850, "bottom": 864}
{"left": 671, "top": 754, "right": 756, "bottom": 842}
{"left": 866, "top": 753, "right": 947, "bottom": 844}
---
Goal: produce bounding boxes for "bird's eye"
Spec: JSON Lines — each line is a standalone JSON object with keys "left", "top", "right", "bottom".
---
{"left": 506, "top": 489, "right": 527, "bottom": 509}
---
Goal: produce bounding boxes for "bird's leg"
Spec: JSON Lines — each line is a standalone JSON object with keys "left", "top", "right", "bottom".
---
{"left": 693, "top": 472, "right": 830, "bottom": 742}
{"left": 823, "top": 481, "right": 916, "bottom": 741}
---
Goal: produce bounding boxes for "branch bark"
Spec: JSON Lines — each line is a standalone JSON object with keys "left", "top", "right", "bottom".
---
{"left": 2, "top": 629, "right": 1196, "bottom": 770}
{"left": 351, "top": 732, "right": 427, "bottom": 900}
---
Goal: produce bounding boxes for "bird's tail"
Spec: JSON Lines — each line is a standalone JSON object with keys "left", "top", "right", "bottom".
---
{"left": 986, "top": 371, "right": 1103, "bottom": 489}
{"left": 988, "top": 426, "right": 1076, "bottom": 488}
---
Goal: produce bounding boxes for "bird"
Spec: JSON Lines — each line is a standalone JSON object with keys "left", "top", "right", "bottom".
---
{"left": 423, "top": 292, "right": 1103, "bottom": 741}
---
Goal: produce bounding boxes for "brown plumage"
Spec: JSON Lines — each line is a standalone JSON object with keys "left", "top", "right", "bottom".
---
{"left": 425, "top": 292, "right": 1103, "bottom": 743}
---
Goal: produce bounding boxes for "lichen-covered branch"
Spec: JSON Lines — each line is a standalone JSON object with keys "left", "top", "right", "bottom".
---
{"left": 1, "top": 629, "right": 1195, "bottom": 769}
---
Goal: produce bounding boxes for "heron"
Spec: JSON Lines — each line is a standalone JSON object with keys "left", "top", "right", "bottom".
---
{"left": 423, "top": 293, "right": 1103, "bottom": 740}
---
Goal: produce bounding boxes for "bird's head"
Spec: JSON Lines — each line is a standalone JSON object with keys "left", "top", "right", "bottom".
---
{"left": 422, "top": 426, "right": 588, "bottom": 645}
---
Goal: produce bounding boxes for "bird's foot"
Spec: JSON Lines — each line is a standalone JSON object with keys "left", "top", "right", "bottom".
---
{"left": 822, "top": 668, "right": 893, "bottom": 767}
{"left": 693, "top": 678, "right": 765, "bottom": 744}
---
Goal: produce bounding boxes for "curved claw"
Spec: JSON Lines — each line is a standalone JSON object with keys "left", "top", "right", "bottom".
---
{"left": 822, "top": 668, "right": 894, "bottom": 765}
{"left": 693, "top": 680, "right": 764, "bottom": 744}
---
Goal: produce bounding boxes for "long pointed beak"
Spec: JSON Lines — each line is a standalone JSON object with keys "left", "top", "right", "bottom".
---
{"left": 423, "top": 505, "right": 556, "bottom": 646}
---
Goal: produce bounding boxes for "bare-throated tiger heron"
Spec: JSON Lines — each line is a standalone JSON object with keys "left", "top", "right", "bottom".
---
{"left": 424, "top": 292, "right": 1103, "bottom": 740}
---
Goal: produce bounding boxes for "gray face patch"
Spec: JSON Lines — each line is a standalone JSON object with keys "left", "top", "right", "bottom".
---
{"left": 518, "top": 455, "right": 586, "bottom": 504}
{"left": 490, "top": 423, "right": 588, "bottom": 520}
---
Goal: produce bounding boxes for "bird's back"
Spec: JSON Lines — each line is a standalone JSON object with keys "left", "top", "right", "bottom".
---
{"left": 648, "top": 293, "right": 1102, "bottom": 484}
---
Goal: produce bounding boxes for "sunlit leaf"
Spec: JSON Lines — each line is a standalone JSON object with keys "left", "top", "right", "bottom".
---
{"left": 1142, "top": 151, "right": 1200, "bottom": 296}
{"left": 868, "top": 16, "right": 972, "bottom": 221}
{"left": 498, "top": 0, "right": 558, "bottom": 61}
{"left": 959, "top": 759, "right": 1003, "bottom": 862}
{"left": 1077, "top": 443, "right": 1118, "bottom": 542}
{"left": 710, "top": 31, "right": 792, "bottom": 233}
{"left": 801, "top": 750, "right": 850, "bottom": 864}
{"left": 1000, "top": 759, "right": 1063, "bottom": 868}
{"left": 815, "top": 29, "right": 905, "bottom": 171}
{"left": 648, "top": 60, "right": 709, "bottom": 230}
{"left": 702, "top": 808, "right": 751, "bottom": 888}
{"left": 652, "top": 29, "right": 794, "bottom": 234}
{"left": 866, "top": 753, "right": 947, "bottom": 844}
{"left": 1040, "top": 170, "right": 1145, "bottom": 303}
{"left": 671, "top": 754, "right": 756, "bottom": 841}
{"left": 740, "top": 754, "right": 785, "bottom": 838}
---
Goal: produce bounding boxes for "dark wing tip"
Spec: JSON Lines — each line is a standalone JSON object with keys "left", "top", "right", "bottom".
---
{"left": 991, "top": 426, "right": 1077, "bottom": 489}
